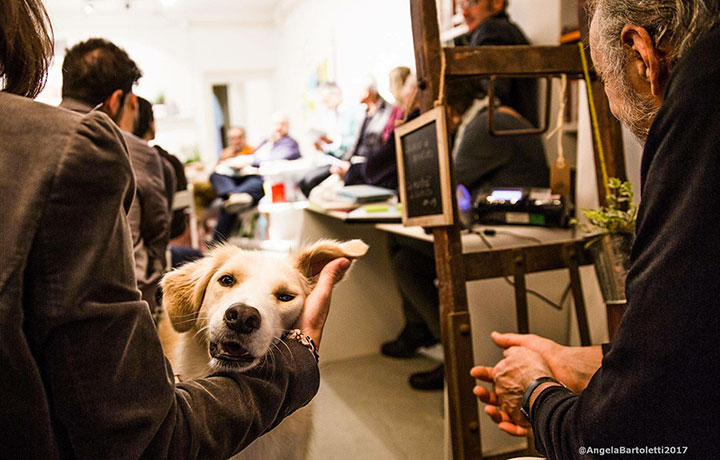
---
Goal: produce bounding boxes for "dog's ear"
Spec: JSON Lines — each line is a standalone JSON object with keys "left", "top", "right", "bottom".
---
{"left": 295, "top": 239, "right": 369, "bottom": 286}
{"left": 161, "top": 245, "right": 238, "bottom": 332}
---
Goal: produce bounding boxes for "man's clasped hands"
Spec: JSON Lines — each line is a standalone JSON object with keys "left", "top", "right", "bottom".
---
{"left": 471, "top": 332, "right": 604, "bottom": 436}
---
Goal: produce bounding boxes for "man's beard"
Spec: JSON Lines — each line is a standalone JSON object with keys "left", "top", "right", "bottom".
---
{"left": 613, "top": 79, "right": 662, "bottom": 144}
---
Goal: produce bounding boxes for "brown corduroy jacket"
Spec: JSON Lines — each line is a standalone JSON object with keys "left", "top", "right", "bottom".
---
{"left": 0, "top": 92, "right": 319, "bottom": 459}
{"left": 59, "top": 98, "right": 170, "bottom": 310}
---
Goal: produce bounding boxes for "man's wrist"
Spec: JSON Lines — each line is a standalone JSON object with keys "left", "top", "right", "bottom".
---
{"left": 520, "top": 376, "right": 567, "bottom": 423}
{"left": 528, "top": 381, "right": 563, "bottom": 415}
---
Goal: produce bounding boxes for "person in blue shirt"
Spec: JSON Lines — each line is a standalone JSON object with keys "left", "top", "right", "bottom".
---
{"left": 210, "top": 112, "right": 301, "bottom": 241}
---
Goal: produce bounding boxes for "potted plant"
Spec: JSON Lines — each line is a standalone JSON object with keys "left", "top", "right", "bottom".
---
{"left": 577, "top": 178, "right": 637, "bottom": 304}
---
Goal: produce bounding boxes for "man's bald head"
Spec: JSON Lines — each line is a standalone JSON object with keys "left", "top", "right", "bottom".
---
{"left": 271, "top": 113, "right": 289, "bottom": 140}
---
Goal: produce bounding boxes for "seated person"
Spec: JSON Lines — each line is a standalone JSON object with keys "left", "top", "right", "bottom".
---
{"left": 60, "top": 38, "right": 170, "bottom": 313}
{"left": 382, "top": 94, "right": 549, "bottom": 391}
{"left": 307, "top": 82, "right": 359, "bottom": 161}
{"left": 454, "top": 0, "right": 538, "bottom": 127}
{"left": 342, "top": 72, "right": 420, "bottom": 191}
{"left": 299, "top": 76, "right": 393, "bottom": 197}
{"left": 134, "top": 96, "right": 203, "bottom": 268}
{"left": 380, "top": 66, "right": 412, "bottom": 143}
{"left": 222, "top": 126, "right": 254, "bottom": 160}
{"left": 210, "top": 113, "right": 300, "bottom": 241}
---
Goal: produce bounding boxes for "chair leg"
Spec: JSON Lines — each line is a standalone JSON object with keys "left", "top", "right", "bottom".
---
{"left": 564, "top": 245, "right": 592, "bottom": 346}
{"left": 513, "top": 250, "right": 530, "bottom": 334}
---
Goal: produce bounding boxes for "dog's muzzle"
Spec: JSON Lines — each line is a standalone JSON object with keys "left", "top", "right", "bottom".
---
{"left": 208, "top": 303, "right": 263, "bottom": 365}
{"left": 223, "top": 303, "right": 261, "bottom": 334}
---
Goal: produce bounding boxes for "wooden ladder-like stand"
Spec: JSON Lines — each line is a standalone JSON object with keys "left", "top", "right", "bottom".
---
{"left": 408, "top": 1, "right": 627, "bottom": 458}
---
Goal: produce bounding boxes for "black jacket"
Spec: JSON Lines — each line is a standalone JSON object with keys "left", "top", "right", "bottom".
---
{"left": 531, "top": 26, "right": 720, "bottom": 459}
{"left": 455, "top": 12, "right": 538, "bottom": 126}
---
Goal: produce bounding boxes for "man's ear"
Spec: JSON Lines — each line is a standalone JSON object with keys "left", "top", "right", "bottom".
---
{"left": 621, "top": 24, "right": 669, "bottom": 97}
{"left": 295, "top": 239, "right": 369, "bottom": 286}
{"left": 125, "top": 93, "right": 138, "bottom": 115}
{"left": 102, "top": 89, "right": 125, "bottom": 119}
{"left": 161, "top": 245, "right": 238, "bottom": 332}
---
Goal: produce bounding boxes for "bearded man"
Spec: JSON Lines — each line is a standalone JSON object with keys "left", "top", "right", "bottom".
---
{"left": 471, "top": 1, "right": 720, "bottom": 458}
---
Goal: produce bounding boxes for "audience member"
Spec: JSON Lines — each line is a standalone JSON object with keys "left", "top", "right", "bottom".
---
{"left": 59, "top": 38, "right": 170, "bottom": 312}
{"left": 345, "top": 72, "right": 420, "bottom": 191}
{"left": 210, "top": 113, "right": 300, "bottom": 241}
{"left": 221, "top": 126, "right": 254, "bottom": 160}
{"left": 308, "top": 82, "right": 360, "bottom": 160}
{"left": 455, "top": 0, "right": 538, "bottom": 126}
{"left": 382, "top": 92, "right": 549, "bottom": 391}
{"left": 381, "top": 66, "right": 412, "bottom": 143}
{"left": 1, "top": 1, "right": 348, "bottom": 456}
{"left": 472, "top": 1, "right": 720, "bottom": 457}
{"left": 134, "top": 96, "right": 203, "bottom": 269}
{"left": 299, "top": 76, "right": 393, "bottom": 196}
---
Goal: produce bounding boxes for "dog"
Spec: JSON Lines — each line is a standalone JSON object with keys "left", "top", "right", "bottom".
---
{"left": 158, "top": 239, "right": 368, "bottom": 459}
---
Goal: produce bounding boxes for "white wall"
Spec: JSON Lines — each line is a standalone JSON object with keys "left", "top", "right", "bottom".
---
{"left": 40, "top": 6, "right": 278, "bottom": 164}
{"left": 273, "top": 0, "right": 417, "bottom": 135}
{"left": 508, "top": 0, "right": 562, "bottom": 45}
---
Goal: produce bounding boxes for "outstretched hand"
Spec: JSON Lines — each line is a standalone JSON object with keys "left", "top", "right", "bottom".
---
{"left": 294, "top": 258, "right": 350, "bottom": 348}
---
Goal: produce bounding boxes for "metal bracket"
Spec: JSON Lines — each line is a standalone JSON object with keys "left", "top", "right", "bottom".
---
{"left": 487, "top": 75, "right": 553, "bottom": 137}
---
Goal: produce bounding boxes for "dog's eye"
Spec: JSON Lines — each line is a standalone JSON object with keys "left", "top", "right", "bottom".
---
{"left": 276, "top": 293, "right": 296, "bottom": 302}
{"left": 218, "top": 275, "right": 235, "bottom": 287}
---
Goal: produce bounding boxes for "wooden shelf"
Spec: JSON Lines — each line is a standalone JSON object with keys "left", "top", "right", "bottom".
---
{"left": 444, "top": 44, "right": 586, "bottom": 78}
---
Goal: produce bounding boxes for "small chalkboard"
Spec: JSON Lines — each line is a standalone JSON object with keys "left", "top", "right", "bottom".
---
{"left": 395, "top": 106, "right": 453, "bottom": 227}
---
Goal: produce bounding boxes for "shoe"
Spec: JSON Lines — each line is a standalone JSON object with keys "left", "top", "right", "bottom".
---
{"left": 381, "top": 322, "right": 438, "bottom": 358}
{"left": 409, "top": 364, "right": 444, "bottom": 391}
{"left": 223, "top": 193, "right": 253, "bottom": 214}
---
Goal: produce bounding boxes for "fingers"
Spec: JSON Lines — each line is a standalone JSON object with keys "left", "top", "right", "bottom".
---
{"left": 312, "top": 258, "right": 350, "bottom": 299}
{"left": 497, "top": 422, "right": 530, "bottom": 437}
{"left": 470, "top": 366, "right": 494, "bottom": 382}
{"left": 484, "top": 405, "right": 511, "bottom": 423}
{"left": 484, "top": 406, "right": 530, "bottom": 437}
{"left": 491, "top": 331, "right": 533, "bottom": 349}
{"left": 298, "top": 258, "right": 350, "bottom": 345}
{"left": 473, "top": 385, "right": 499, "bottom": 405}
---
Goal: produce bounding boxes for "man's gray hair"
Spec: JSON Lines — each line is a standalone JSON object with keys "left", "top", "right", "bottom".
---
{"left": 589, "top": 0, "right": 720, "bottom": 141}
{"left": 361, "top": 75, "right": 378, "bottom": 95}
{"left": 589, "top": 0, "right": 720, "bottom": 71}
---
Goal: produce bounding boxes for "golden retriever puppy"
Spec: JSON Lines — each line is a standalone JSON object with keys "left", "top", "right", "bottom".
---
{"left": 158, "top": 239, "right": 368, "bottom": 460}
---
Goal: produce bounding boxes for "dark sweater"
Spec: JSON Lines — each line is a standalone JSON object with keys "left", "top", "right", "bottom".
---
{"left": 455, "top": 12, "right": 538, "bottom": 126}
{"left": 531, "top": 26, "right": 720, "bottom": 459}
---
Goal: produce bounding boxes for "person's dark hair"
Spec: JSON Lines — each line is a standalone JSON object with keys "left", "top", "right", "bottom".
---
{"left": 61, "top": 38, "right": 142, "bottom": 106}
{"left": 133, "top": 96, "right": 154, "bottom": 138}
{"left": 0, "top": 0, "right": 54, "bottom": 98}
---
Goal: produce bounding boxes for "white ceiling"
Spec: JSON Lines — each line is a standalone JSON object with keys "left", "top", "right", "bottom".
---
{"left": 44, "top": 0, "right": 292, "bottom": 25}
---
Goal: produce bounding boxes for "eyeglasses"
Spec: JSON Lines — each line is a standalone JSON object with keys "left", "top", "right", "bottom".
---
{"left": 460, "top": 0, "right": 479, "bottom": 8}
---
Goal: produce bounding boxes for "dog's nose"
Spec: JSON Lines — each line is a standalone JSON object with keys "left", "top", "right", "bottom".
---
{"left": 224, "top": 304, "right": 261, "bottom": 334}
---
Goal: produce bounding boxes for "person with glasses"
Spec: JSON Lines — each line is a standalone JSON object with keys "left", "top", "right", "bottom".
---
{"left": 455, "top": 0, "right": 539, "bottom": 127}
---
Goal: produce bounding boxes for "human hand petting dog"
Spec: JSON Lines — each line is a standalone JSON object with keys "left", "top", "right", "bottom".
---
{"left": 293, "top": 257, "right": 350, "bottom": 348}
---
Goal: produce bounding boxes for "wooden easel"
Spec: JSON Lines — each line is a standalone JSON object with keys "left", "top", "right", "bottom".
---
{"left": 408, "top": 1, "right": 627, "bottom": 458}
